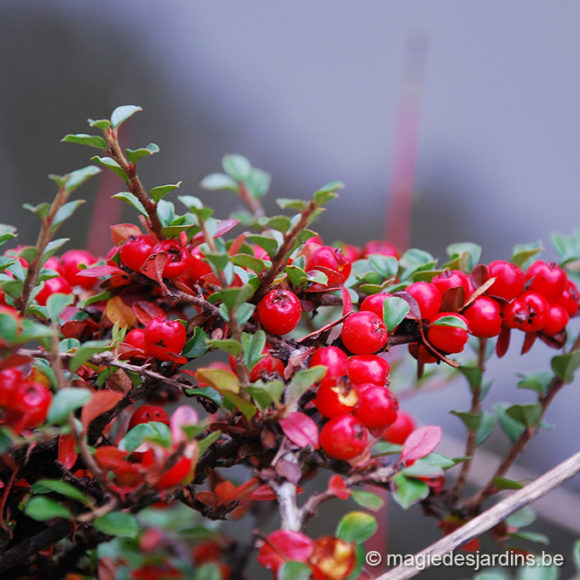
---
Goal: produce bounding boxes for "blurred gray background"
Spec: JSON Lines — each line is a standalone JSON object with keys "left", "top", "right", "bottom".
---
{"left": 1, "top": 1, "right": 579, "bottom": 578}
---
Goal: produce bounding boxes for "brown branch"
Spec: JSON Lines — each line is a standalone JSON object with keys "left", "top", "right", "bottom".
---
{"left": 104, "top": 128, "right": 163, "bottom": 237}
{"left": 377, "top": 449, "right": 580, "bottom": 580}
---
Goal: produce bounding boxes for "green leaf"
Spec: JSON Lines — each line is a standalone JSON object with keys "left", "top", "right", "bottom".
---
{"left": 399, "top": 248, "right": 436, "bottom": 270}
{"left": 23, "top": 202, "right": 51, "bottom": 219}
{"left": 125, "top": 143, "right": 159, "bottom": 164}
{"left": 91, "top": 156, "right": 128, "bottom": 182}
{"left": 278, "top": 561, "right": 312, "bottom": 580}
{"left": 551, "top": 351, "right": 580, "bottom": 384}
{"left": 391, "top": 473, "right": 430, "bottom": 509}
{"left": 62, "top": 133, "right": 107, "bottom": 150}
{"left": 25, "top": 496, "right": 72, "bottom": 521}
{"left": 209, "top": 285, "right": 254, "bottom": 313}
{"left": 371, "top": 441, "right": 403, "bottom": 456}
{"left": 231, "top": 253, "right": 269, "bottom": 274}
{"left": 494, "top": 403, "right": 525, "bottom": 442}
{"left": 285, "top": 366, "right": 326, "bottom": 408}
{"left": 313, "top": 181, "right": 343, "bottom": 205}
{"left": 506, "top": 403, "right": 543, "bottom": 428}
{"left": 511, "top": 241, "right": 543, "bottom": 268}
{"left": 458, "top": 364, "right": 482, "bottom": 391}
{"left": 0, "top": 224, "right": 16, "bottom": 247}
{"left": 48, "top": 388, "right": 92, "bottom": 424}
{"left": 368, "top": 255, "right": 399, "bottom": 279}
{"left": 222, "top": 154, "right": 251, "bottom": 181}
{"left": 204, "top": 251, "right": 230, "bottom": 272}
{"left": 245, "top": 167, "right": 271, "bottom": 199}
{"left": 222, "top": 391, "right": 257, "bottom": 420}
{"left": 573, "top": 539, "right": 580, "bottom": 571}
{"left": 0, "top": 312, "right": 18, "bottom": 343}
{"left": 150, "top": 182, "right": 182, "bottom": 203}
{"left": 445, "top": 242, "right": 482, "bottom": 272}
{"left": 46, "top": 293, "right": 74, "bottom": 322}
{"left": 506, "top": 506, "right": 536, "bottom": 528}
{"left": 111, "top": 105, "right": 142, "bottom": 128}
{"left": 62, "top": 165, "right": 101, "bottom": 194}
{"left": 430, "top": 315, "right": 468, "bottom": 330}
{"left": 197, "top": 430, "right": 221, "bottom": 457}
{"left": 195, "top": 368, "right": 240, "bottom": 394}
{"left": 492, "top": 476, "right": 524, "bottom": 490}
{"left": 551, "top": 230, "right": 580, "bottom": 265}
{"left": 88, "top": 118, "right": 111, "bottom": 131}
{"left": 450, "top": 410, "right": 482, "bottom": 433}
{"left": 119, "top": 422, "right": 172, "bottom": 453}
{"left": 194, "top": 563, "right": 222, "bottom": 580}
{"left": 69, "top": 340, "right": 110, "bottom": 372}
{"left": 516, "top": 561, "right": 558, "bottom": 580}
{"left": 517, "top": 371, "right": 553, "bottom": 395}
{"left": 263, "top": 215, "right": 292, "bottom": 232}
{"left": 32, "top": 479, "right": 93, "bottom": 507}
{"left": 182, "top": 327, "right": 210, "bottom": 359}
{"left": 276, "top": 198, "right": 306, "bottom": 211}
{"left": 242, "top": 330, "right": 266, "bottom": 371}
{"left": 207, "top": 338, "right": 242, "bottom": 355}
{"left": 351, "top": 490, "right": 385, "bottom": 511}
{"left": 382, "top": 296, "right": 410, "bottom": 332}
{"left": 246, "top": 234, "right": 280, "bottom": 256}
{"left": 53, "top": 200, "right": 86, "bottom": 231}
{"left": 200, "top": 172, "right": 238, "bottom": 192}
{"left": 185, "top": 387, "right": 223, "bottom": 407}
{"left": 247, "top": 380, "right": 284, "bottom": 410}
{"left": 112, "top": 191, "right": 147, "bottom": 216}
{"left": 94, "top": 511, "right": 139, "bottom": 538}
{"left": 475, "top": 411, "right": 498, "bottom": 446}
{"left": 509, "top": 530, "right": 550, "bottom": 546}
{"left": 336, "top": 511, "right": 377, "bottom": 544}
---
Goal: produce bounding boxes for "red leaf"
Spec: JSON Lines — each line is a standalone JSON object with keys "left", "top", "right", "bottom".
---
{"left": 258, "top": 530, "right": 314, "bottom": 573}
{"left": 58, "top": 433, "right": 78, "bottom": 470}
{"left": 110, "top": 223, "right": 143, "bottom": 245}
{"left": 250, "top": 484, "right": 304, "bottom": 501}
{"left": 496, "top": 327, "right": 511, "bottom": 358}
{"left": 328, "top": 474, "right": 350, "bottom": 500}
{"left": 400, "top": 425, "right": 442, "bottom": 463}
{"left": 81, "top": 391, "right": 124, "bottom": 430}
{"left": 139, "top": 252, "right": 169, "bottom": 292}
{"left": 279, "top": 412, "right": 320, "bottom": 449}
{"left": 191, "top": 219, "right": 239, "bottom": 244}
{"left": 341, "top": 286, "right": 353, "bottom": 316}
{"left": 77, "top": 264, "right": 125, "bottom": 278}
{"left": 133, "top": 300, "right": 166, "bottom": 326}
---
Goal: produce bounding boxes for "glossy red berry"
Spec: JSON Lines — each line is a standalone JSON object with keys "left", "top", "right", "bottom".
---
{"left": 257, "top": 289, "right": 302, "bottom": 335}
{"left": 152, "top": 239, "right": 189, "bottom": 279}
{"left": 0, "top": 368, "right": 25, "bottom": 407}
{"left": 60, "top": 249, "right": 97, "bottom": 289}
{"left": 314, "top": 377, "right": 359, "bottom": 418}
{"left": 382, "top": 411, "right": 416, "bottom": 444}
{"left": 144, "top": 317, "right": 186, "bottom": 361}
{"left": 125, "top": 328, "right": 147, "bottom": 351}
{"left": 362, "top": 240, "right": 398, "bottom": 258}
{"left": 542, "top": 303, "right": 569, "bottom": 336}
{"left": 526, "top": 260, "right": 567, "bottom": 303}
{"left": 6, "top": 382, "right": 52, "bottom": 430}
{"left": 320, "top": 415, "right": 368, "bottom": 461}
{"left": 408, "top": 343, "right": 438, "bottom": 364}
{"left": 154, "top": 456, "right": 193, "bottom": 489}
{"left": 341, "top": 311, "right": 388, "bottom": 354}
{"left": 360, "top": 292, "right": 390, "bottom": 319}
{"left": 427, "top": 313, "right": 469, "bottom": 354}
{"left": 119, "top": 235, "right": 157, "bottom": 272}
{"left": 306, "top": 246, "right": 352, "bottom": 284}
{"left": 354, "top": 385, "right": 398, "bottom": 430}
{"left": 309, "top": 346, "right": 348, "bottom": 381}
{"left": 35, "top": 276, "right": 73, "bottom": 306}
{"left": 503, "top": 291, "right": 549, "bottom": 333}
{"left": 188, "top": 247, "right": 212, "bottom": 281}
{"left": 486, "top": 260, "right": 525, "bottom": 302}
{"left": 558, "top": 280, "right": 580, "bottom": 316}
{"left": 463, "top": 296, "right": 502, "bottom": 338}
{"left": 405, "top": 281, "right": 442, "bottom": 320}
{"left": 347, "top": 354, "right": 390, "bottom": 386}
{"left": 431, "top": 270, "right": 471, "bottom": 301}
{"left": 128, "top": 405, "right": 170, "bottom": 430}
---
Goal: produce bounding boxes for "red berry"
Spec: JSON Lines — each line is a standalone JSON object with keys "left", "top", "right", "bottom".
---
{"left": 405, "top": 282, "right": 442, "bottom": 320}
{"left": 382, "top": 411, "right": 416, "bottom": 444}
{"left": 320, "top": 415, "right": 368, "bottom": 460}
{"left": 354, "top": 385, "right": 398, "bottom": 430}
{"left": 257, "top": 289, "right": 302, "bottom": 335}
{"left": 360, "top": 292, "right": 391, "bottom": 319}
{"left": 463, "top": 297, "right": 502, "bottom": 338}
{"left": 143, "top": 317, "right": 186, "bottom": 361}
{"left": 558, "top": 280, "right": 580, "bottom": 316}
{"left": 125, "top": 328, "right": 147, "bottom": 351}
{"left": 0, "top": 368, "right": 25, "bottom": 408}
{"left": 526, "top": 260, "right": 567, "bottom": 303}
{"left": 427, "top": 313, "right": 469, "bottom": 353}
{"left": 310, "top": 536, "right": 357, "bottom": 580}
{"left": 60, "top": 250, "right": 97, "bottom": 289}
{"left": 341, "top": 311, "right": 388, "bottom": 354}
{"left": 6, "top": 382, "right": 52, "bottom": 430}
{"left": 362, "top": 240, "right": 398, "bottom": 258}
{"left": 347, "top": 354, "right": 390, "bottom": 386}
{"left": 188, "top": 247, "right": 212, "bottom": 281}
{"left": 408, "top": 343, "right": 438, "bottom": 364}
{"left": 486, "top": 260, "right": 525, "bottom": 302}
{"left": 314, "top": 377, "right": 359, "bottom": 418}
{"left": 542, "top": 303, "right": 569, "bottom": 336}
{"left": 119, "top": 235, "right": 157, "bottom": 272}
{"left": 153, "top": 239, "right": 189, "bottom": 279}
{"left": 35, "top": 276, "right": 73, "bottom": 306}
{"left": 154, "top": 456, "right": 193, "bottom": 489}
{"left": 306, "top": 246, "right": 352, "bottom": 284}
{"left": 503, "top": 291, "right": 549, "bottom": 333}
{"left": 309, "top": 346, "right": 348, "bottom": 380}
{"left": 431, "top": 270, "right": 471, "bottom": 300}
{"left": 128, "top": 405, "right": 170, "bottom": 430}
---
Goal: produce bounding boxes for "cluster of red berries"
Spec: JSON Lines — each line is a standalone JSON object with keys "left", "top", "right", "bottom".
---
{"left": 0, "top": 368, "right": 52, "bottom": 434}
{"left": 124, "top": 316, "right": 187, "bottom": 362}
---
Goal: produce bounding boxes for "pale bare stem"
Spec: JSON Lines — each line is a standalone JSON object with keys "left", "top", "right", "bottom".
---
{"left": 451, "top": 338, "right": 487, "bottom": 498}
{"left": 377, "top": 450, "right": 580, "bottom": 580}
{"left": 103, "top": 128, "right": 163, "bottom": 237}
{"left": 270, "top": 450, "right": 302, "bottom": 532}
{"left": 17, "top": 185, "right": 69, "bottom": 314}
{"left": 255, "top": 199, "right": 319, "bottom": 302}
{"left": 238, "top": 182, "right": 264, "bottom": 219}
{"left": 75, "top": 496, "right": 119, "bottom": 524}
